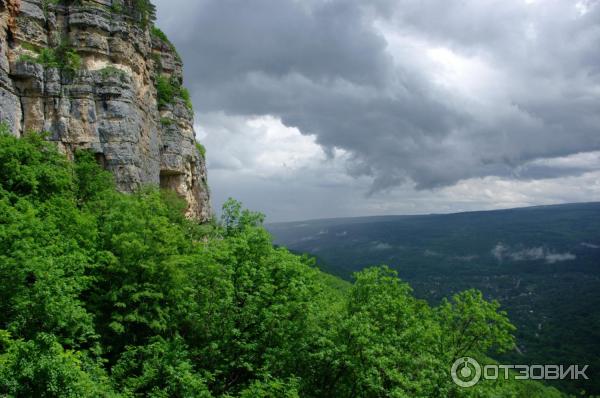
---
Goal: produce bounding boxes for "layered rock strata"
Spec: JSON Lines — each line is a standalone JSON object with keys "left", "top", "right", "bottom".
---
{"left": 0, "top": 0, "right": 210, "bottom": 220}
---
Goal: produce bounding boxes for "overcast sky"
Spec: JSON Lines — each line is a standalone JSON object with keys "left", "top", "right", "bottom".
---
{"left": 153, "top": 0, "right": 600, "bottom": 222}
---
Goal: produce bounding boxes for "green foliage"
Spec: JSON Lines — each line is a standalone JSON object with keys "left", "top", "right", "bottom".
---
{"left": 270, "top": 207, "right": 600, "bottom": 395}
{"left": 100, "top": 66, "right": 127, "bottom": 82}
{"left": 111, "top": 0, "right": 123, "bottom": 14}
{"left": 196, "top": 142, "right": 206, "bottom": 158}
{"left": 160, "top": 117, "right": 174, "bottom": 127}
{"left": 150, "top": 26, "right": 170, "bottom": 43}
{"left": 0, "top": 331, "right": 115, "bottom": 397}
{"left": 106, "top": 0, "right": 155, "bottom": 26}
{"left": 155, "top": 75, "right": 175, "bottom": 108}
{"left": 236, "top": 377, "right": 300, "bottom": 398}
{"left": 151, "top": 52, "right": 162, "bottom": 72}
{"left": 155, "top": 75, "right": 193, "bottom": 111}
{"left": 17, "top": 53, "right": 37, "bottom": 64}
{"left": 19, "top": 39, "right": 82, "bottom": 75}
{"left": 134, "top": 0, "right": 156, "bottom": 27}
{"left": 0, "top": 131, "right": 567, "bottom": 397}
{"left": 105, "top": 0, "right": 155, "bottom": 27}
{"left": 111, "top": 338, "right": 211, "bottom": 397}
{"left": 0, "top": 130, "right": 73, "bottom": 200}
{"left": 151, "top": 26, "right": 182, "bottom": 61}
{"left": 436, "top": 289, "right": 516, "bottom": 361}
{"left": 180, "top": 86, "right": 193, "bottom": 110}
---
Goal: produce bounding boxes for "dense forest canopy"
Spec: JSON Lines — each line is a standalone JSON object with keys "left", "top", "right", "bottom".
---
{"left": 0, "top": 128, "right": 566, "bottom": 397}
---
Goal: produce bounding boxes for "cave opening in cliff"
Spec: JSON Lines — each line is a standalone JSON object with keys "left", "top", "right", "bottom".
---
{"left": 94, "top": 153, "right": 107, "bottom": 168}
{"left": 159, "top": 170, "right": 183, "bottom": 192}
{"left": 6, "top": 28, "right": 14, "bottom": 48}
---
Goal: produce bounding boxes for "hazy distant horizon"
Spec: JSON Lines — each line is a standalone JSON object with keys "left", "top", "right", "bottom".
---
{"left": 264, "top": 200, "right": 600, "bottom": 225}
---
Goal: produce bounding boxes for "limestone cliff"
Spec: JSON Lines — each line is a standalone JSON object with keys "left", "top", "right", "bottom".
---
{"left": 0, "top": 0, "right": 210, "bottom": 221}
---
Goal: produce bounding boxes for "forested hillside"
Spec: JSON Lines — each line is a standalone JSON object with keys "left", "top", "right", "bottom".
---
{"left": 0, "top": 129, "right": 568, "bottom": 397}
{"left": 268, "top": 203, "right": 600, "bottom": 395}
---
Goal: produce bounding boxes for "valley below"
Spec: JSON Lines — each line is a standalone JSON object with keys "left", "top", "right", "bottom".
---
{"left": 269, "top": 202, "right": 600, "bottom": 395}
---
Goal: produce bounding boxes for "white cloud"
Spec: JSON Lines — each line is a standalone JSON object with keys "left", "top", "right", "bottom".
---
{"left": 452, "top": 255, "right": 479, "bottom": 261}
{"left": 491, "top": 243, "right": 576, "bottom": 264}
{"left": 197, "top": 113, "right": 331, "bottom": 177}
{"left": 153, "top": 0, "right": 600, "bottom": 221}
{"left": 581, "top": 242, "right": 600, "bottom": 249}
{"left": 371, "top": 242, "right": 393, "bottom": 251}
{"left": 202, "top": 115, "right": 600, "bottom": 219}
{"left": 545, "top": 252, "right": 577, "bottom": 264}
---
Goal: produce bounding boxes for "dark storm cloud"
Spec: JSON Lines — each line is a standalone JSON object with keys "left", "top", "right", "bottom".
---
{"left": 154, "top": 0, "right": 600, "bottom": 191}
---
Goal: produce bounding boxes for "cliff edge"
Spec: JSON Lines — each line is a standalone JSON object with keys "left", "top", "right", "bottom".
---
{"left": 0, "top": 0, "right": 210, "bottom": 220}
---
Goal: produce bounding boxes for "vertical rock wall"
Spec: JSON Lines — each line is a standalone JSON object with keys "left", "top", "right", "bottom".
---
{"left": 0, "top": 0, "right": 210, "bottom": 221}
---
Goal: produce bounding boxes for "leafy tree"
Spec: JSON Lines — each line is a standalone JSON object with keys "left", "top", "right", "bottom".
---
{"left": 111, "top": 338, "right": 211, "bottom": 397}
{"left": 0, "top": 130, "right": 567, "bottom": 397}
{"left": 235, "top": 377, "right": 300, "bottom": 398}
{"left": 155, "top": 75, "right": 193, "bottom": 111}
{"left": 0, "top": 130, "right": 73, "bottom": 200}
{"left": 0, "top": 331, "right": 115, "bottom": 398}
{"left": 435, "top": 289, "right": 516, "bottom": 363}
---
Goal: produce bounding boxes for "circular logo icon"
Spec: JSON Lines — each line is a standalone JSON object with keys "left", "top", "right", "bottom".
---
{"left": 451, "top": 357, "right": 482, "bottom": 387}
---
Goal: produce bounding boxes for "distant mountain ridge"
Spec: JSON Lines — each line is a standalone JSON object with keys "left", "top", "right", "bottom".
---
{"left": 269, "top": 201, "right": 600, "bottom": 227}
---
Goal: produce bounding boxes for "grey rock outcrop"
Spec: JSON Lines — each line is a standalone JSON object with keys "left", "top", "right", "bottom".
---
{"left": 0, "top": 0, "right": 210, "bottom": 221}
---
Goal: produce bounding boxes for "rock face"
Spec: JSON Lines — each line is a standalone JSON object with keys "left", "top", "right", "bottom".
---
{"left": 0, "top": 0, "right": 210, "bottom": 221}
